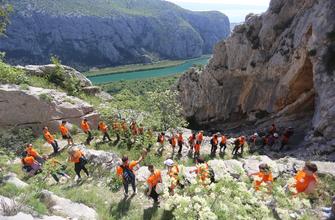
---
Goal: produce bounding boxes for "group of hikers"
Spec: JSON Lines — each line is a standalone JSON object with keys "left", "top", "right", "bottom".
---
{"left": 18, "top": 118, "right": 329, "bottom": 212}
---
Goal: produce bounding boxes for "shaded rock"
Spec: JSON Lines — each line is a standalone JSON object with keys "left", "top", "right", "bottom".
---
{"left": 178, "top": 0, "right": 335, "bottom": 155}
{"left": 208, "top": 159, "right": 245, "bottom": 179}
{"left": 3, "top": 173, "right": 28, "bottom": 189}
{"left": 82, "top": 86, "right": 101, "bottom": 96}
{"left": 241, "top": 155, "right": 282, "bottom": 177}
{"left": 0, "top": 84, "right": 100, "bottom": 134}
{"left": 40, "top": 190, "right": 98, "bottom": 220}
{"left": 0, "top": 196, "right": 17, "bottom": 216}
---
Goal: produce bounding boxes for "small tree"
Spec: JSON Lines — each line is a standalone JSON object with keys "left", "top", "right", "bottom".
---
{"left": 0, "top": 2, "right": 12, "bottom": 35}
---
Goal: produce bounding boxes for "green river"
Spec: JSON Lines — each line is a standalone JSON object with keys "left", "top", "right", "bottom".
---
{"left": 88, "top": 56, "right": 210, "bottom": 84}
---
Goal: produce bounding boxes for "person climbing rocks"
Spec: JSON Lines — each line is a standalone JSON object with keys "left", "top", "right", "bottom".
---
{"left": 249, "top": 163, "right": 273, "bottom": 192}
{"left": 164, "top": 159, "right": 181, "bottom": 195}
{"left": 293, "top": 161, "right": 318, "bottom": 194}
{"left": 169, "top": 134, "right": 177, "bottom": 153}
{"left": 196, "top": 130, "right": 204, "bottom": 145}
{"left": 112, "top": 118, "right": 121, "bottom": 143}
{"left": 156, "top": 132, "right": 165, "bottom": 155}
{"left": 130, "top": 120, "right": 138, "bottom": 136}
{"left": 43, "top": 155, "right": 70, "bottom": 183}
{"left": 59, "top": 120, "right": 74, "bottom": 146}
{"left": 68, "top": 147, "right": 89, "bottom": 181}
{"left": 210, "top": 133, "right": 219, "bottom": 156}
{"left": 98, "top": 121, "right": 111, "bottom": 142}
{"left": 81, "top": 118, "right": 94, "bottom": 145}
{"left": 219, "top": 133, "right": 227, "bottom": 153}
{"left": 177, "top": 132, "right": 184, "bottom": 155}
{"left": 232, "top": 136, "right": 243, "bottom": 156}
{"left": 146, "top": 164, "right": 162, "bottom": 204}
{"left": 43, "top": 127, "right": 59, "bottom": 154}
{"left": 116, "top": 155, "right": 144, "bottom": 197}
{"left": 121, "top": 119, "right": 128, "bottom": 134}
{"left": 21, "top": 152, "right": 42, "bottom": 176}
{"left": 269, "top": 123, "right": 277, "bottom": 135}
{"left": 194, "top": 141, "right": 201, "bottom": 159}
{"left": 138, "top": 125, "right": 144, "bottom": 135}
{"left": 26, "top": 144, "right": 44, "bottom": 164}
{"left": 188, "top": 133, "right": 196, "bottom": 153}
{"left": 279, "top": 127, "right": 294, "bottom": 151}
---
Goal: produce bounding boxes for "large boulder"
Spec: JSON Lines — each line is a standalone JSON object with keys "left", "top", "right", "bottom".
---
{"left": 178, "top": 0, "right": 335, "bottom": 156}
{"left": 208, "top": 159, "right": 245, "bottom": 179}
{"left": 16, "top": 65, "right": 92, "bottom": 87}
{"left": 241, "top": 155, "right": 283, "bottom": 177}
{"left": 0, "top": 84, "right": 100, "bottom": 134}
{"left": 3, "top": 173, "right": 28, "bottom": 189}
{"left": 0, "top": 212, "right": 66, "bottom": 220}
{"left": 40, "top": 190, "right": 98, "bottom": 220}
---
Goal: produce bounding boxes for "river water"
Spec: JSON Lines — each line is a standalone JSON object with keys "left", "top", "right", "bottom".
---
{"left": 88, "top": 56, "right": 210, "bottom": 84}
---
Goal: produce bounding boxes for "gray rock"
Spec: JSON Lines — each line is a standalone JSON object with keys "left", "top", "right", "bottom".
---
{"left": 241, "top": 155, "right": 282, "bottom": 177}
{"left": 40, "top": 190, "right": 98, "bottom": 220}
{"left": 3, "top": 173, "right": 28, "bottom": 189}
{"left": 177, "top": 0, "right": 335, "bottom": 156}
{"left": 0, "top": 196, "right": 17, "bottom": 216}
{"left": 0, "top": 84, "right": 100, "bottom": 134}
{"left": 81, "top": 86, "right": 101, "bottom": 96}
{"left": 0, "top": 212, "right": 66, "bottom": 220}
{"left": 208, "top": 159, "right": 245, "bottom": 179}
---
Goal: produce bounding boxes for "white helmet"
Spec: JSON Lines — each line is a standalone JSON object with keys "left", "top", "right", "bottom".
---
{"left": 274, "top": 133, "right": 279, "bottom": 138}
{"left": 164, "top": 159, "right": 174, "bottom": 167}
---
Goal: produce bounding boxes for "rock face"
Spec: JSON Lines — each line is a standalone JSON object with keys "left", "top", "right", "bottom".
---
{"left": 40, "top": 190, "right": 98, "bottom": 220}
{"left": 0, "top": 84, "right": 99, "bottom": 134}
{"left": 1, "top": 0, "right": 230, "bottom": 70}
{"left": 3, "top": 173, "right": 28, "bottom": 189}
{"left": 178, "top": 0, "right": 335, "bottom": 142}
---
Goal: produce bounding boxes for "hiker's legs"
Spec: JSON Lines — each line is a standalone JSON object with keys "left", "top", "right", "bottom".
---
{"left": 51, "top": 141, "right": 59, "bottom": 154}
{"left": 123, "top": 182, "right": 129, "bottom": 194}
{"left": 149, "top": 186, "right": 159, "bottom": 202}
{"left": 116, "top": 133, "right": 120, "bottom": 142}
{"left": 131, "top": 178, "right": 136, "bottom": 193}
{"left": 51, "top": 173, "right": 60, "bottom": 182}
{"left": 82, "top": 165, "right": 89, "bottom": 177}
{"left": 178, "top": 143, "right": 183, "bottom": 154}
{"left": 86, "top": 131, "right": 92, "bottom": 144}
{"left": 240, "top": 145, "right": 244, "bottom": 155}
{"left": 232, "top": 146, "right": 238, "bottom": 155}
{"left": 74, "top": 163, "right": 81, "bottom": 179}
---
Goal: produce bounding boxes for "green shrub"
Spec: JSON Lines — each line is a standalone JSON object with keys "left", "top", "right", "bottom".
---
{"left": 0, "top": 183, "right": 23, "bottom": 198}
{"left": 70, "top": 124, "right": 79, "bottom": 135}
{"left": 0, "top": 128, "right": 34, "bottom": 153}
{"left": 0, "top": 60, "right": 28, "bottom": 84}
{"left": 39, "top": 93, "right": 52, "bottom": 103}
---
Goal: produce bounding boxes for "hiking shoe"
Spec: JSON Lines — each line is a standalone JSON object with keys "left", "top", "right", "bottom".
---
{"left": 124, "top": 193, "right": 128, "bottom": 198}
{"left": 133, "top": 189, "right": 137, "bottom": 195}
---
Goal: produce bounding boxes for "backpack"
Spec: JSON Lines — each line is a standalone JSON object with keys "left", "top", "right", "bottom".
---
{"left": 208, "top": 166, "right": 215, "bottom": 183}
{"left": 79, "top": 156, "right": 88, "bottom": 166}
{"left": 121, "top": 165, "right": 135, "bottom": 183}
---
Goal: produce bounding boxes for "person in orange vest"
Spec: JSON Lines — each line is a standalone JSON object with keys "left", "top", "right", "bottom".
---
{"left": 116, "top": 155, "right": 144, "bottom": 197}
{"left": 194, "top": 141, "right": 201, "bottom": 159}
{"left": 196, "top": 131, "right": 204, "bottom": 145}
{"left": 112, "top": 118, "right": 121, "bottom": 143}
{"left": 130, "top": 120, "right": 138, "bottom": 136}
{"left": 177, "top": 132, "right": 184, "bottom": 155}
{"left": 43, "top": 127, "right": 59, "bottom": 154}
{"left": 146, "top": 164, "right": 162, "bottom": 204}
{"left": 121, "top": 119, "right": 128, "bottom": 134}
{"left": 232, "top": 136, "right": 246, "bottom": 156}
{"left": 269, "top": 123, "right": 277, "bottom": 135}
{"left": 21, "top": 152, "right": 42, "bottom": 176}
{"left": 293, "top": 162, "right": 318, "bottom": 194}
{"left": 249, "top": 163, "right": 273, "bottom": 191}
{"left": 210, "top": 133, "right": 219, "bottom": 156}
{"left": 164, "top": 159, "right": 180, "bottom": 195}
{"left": 26, "top": 144, "right": 44, "bottom": 164}
{"left": 219, "top": 133, "right": 227, "bottom": 153}
{"left": 81, "top": 118, "right": 93, "bottom": 145}
{"left": 59, "top": 121, "right": 74, "bottom": 146}
{"left": 188, "top": 133, "right": 196, "bottom": 153}
{"left": 156, "top": 132, "right": 165, "bottom": 155}
{"left": 169, "top": 134, "right": 178, "bottom": 153}
{"left": 68, "top": 147, "right": 89, "bottom": 181}
{"left": 98, "top": 121, "right": 111, "bottom": 142}
{"left": 138, "top": 125, "right": 144, "bottom": 135}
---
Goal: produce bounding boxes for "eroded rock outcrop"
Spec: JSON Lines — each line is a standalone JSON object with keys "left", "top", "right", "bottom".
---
{"left": 178, "top": 0, "right": 335, "bottom": 144}
{"left": 0, "top": 84, "right": 99, "bottom": 134}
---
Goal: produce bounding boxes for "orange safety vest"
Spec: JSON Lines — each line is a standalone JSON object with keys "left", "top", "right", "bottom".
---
{"left": 220, "top": 136, "right": 226, "bottom": 144}
{"left": 98, "top": 122, "right": 108, "bottom": 133}
{"left": 44, "top": 131, "right": 55, "bottom": 144}
{"left": 295, "top": 170, "right": 317, "bottom": 193}
{"left": 59, "top": 125, "right": 68, "bottom": 136}
{"left": 70, "top": 150, "right": 84, "bottom": 163}
{"left": 81, "top": 121, "right": 90, "bottom": 133}
{"left": 254, "top": 171, "right": 273, "bottom": 190}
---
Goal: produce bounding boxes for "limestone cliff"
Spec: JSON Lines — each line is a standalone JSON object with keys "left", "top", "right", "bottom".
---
{"left": 0, "top": 0, "right": 230, "bottom": 70}
{"left": 178, "top": 0, "right": 335, "bottom": 141}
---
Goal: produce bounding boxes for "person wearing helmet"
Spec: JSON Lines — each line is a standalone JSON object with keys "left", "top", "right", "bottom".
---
{"left": 164, "top": 159, "right": 180, "bottom": 195}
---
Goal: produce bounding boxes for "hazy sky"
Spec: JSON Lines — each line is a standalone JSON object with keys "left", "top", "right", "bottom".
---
{"left": 166, "top": 0, "right": 271, "bottom": 23}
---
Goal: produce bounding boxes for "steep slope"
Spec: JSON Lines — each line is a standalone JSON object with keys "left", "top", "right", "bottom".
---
{"left": 0, "top": 0, "right": 230, "bottom": 70}
{"left": 178, "top": 0, "right": 335, "bottom": 141}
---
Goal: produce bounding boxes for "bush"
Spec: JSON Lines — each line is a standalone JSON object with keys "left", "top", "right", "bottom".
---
{"left": 38, "top": 93, "right": 52, "bottom": 103}
{"left": 0, "top": 128, "right": 34, "bottom": 153}
{"left": 0, "top": 60, "right": 28, "bottom": 85}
